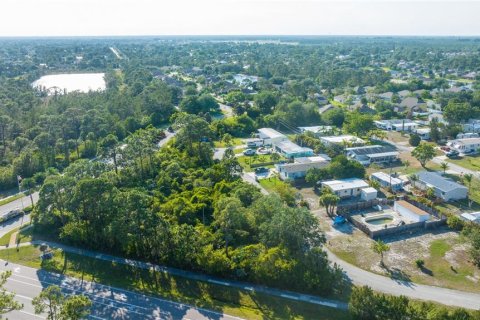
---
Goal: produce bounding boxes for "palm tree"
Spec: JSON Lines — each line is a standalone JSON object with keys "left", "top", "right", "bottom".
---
{"left": 372, "top": 240, "right": 390, "bottom": 266}
{"left": 409, "top": 174, "right": 419, "bottom": 190}
{"left": 440, "top": 162, "right": 449, "bottom": 174}
{"left": 464, "top": 173, "right": 473, "bottom": 208}
{"left": 403, "top": 160, "right": 410, "bottom": 173}
{"left": 270, "top": 152, "right": 280, "bottom": 163}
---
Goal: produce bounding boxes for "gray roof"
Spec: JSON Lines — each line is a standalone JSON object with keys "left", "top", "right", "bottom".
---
{"left": 275, "top": 140, "right": 313, "bottom": 154}
{"left": 417, "top": 171, "right": 467, "bottom": 193}
{"left": 400, "top": 97, "right": 419, "bottom": 109}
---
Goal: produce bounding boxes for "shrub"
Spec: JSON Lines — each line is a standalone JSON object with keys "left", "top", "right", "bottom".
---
{"left": 409, "top": 134, "right": 421, "bottom": 147}
{"left": 415, "top": 259, "right": 425, "bottom": 268}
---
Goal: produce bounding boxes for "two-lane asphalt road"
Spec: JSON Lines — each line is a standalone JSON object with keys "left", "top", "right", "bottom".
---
{"left": 0, "top": 261, "right": 243, "bottom": 320}
{"left": 0, "top": 192, "right": 38, "bottom": 217}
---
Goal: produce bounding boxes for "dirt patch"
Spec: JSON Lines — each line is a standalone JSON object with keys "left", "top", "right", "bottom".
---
{"left": 328, "top": 225, "right": 480, "bottom": 293}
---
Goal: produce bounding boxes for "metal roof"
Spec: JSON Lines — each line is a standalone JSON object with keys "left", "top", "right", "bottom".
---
{"left": 322, "top": 178, "right": 369, "bottom": 191}
{"left": 417, "top": 171, "right": 467, "bottom": 193}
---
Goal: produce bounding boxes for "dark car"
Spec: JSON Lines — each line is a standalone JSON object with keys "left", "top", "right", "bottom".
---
{"left": 254, "top": 167, "right": 269, "bottom": 174}
{"left": 446, "top": 150, "right": 459, "bottom": 158}
{"left": 243, "top": 149, "right": 256, "bottom": 156}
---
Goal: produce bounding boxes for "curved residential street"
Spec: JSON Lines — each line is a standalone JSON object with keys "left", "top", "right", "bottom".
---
{"left": 326, "top": 249, "right": 480, "bottom": 310}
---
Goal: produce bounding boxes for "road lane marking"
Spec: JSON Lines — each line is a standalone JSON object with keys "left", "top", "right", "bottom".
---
{"left": 7, "top": 268, "right": 245, "bottom": 320}
{"left": 19, "top": 310, "right": 45, "bottom": 319}
{"left": 7, "top": 276, "right": 166, "bottom": 318}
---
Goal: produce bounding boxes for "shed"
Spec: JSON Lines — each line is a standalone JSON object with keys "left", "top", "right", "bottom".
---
{"left": 360, "top": 187, "right": 378, "bottom": 201}
{"left": 394, "top": 200, "right": 430, "bottom": 222}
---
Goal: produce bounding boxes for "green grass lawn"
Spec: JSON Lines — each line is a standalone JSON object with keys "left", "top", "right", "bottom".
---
{"left": 0, "top": 226, "right": 33, "bottom": 246}
{"left": 237, "top": 154, "right": 284, "bottom": 171}
{"left": 258, "top": 177, "right": 287, "bottom": 192}
{"left": 410, "top": 238, "right": 479, "bottom": 293}
{"left": 0, "top": 245, "right": 350, "bottom": 320}
{"left": 446, "top": 155, "right": 480, "bottom": 172}
{"left": 214, "top": 138, "right": 244, "bottom": 148}
{"left": 0, "top": 193, "right": 24, "bottom": 206}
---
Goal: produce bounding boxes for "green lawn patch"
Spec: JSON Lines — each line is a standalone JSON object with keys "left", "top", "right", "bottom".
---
{"left": 237, "top": 154, "right": 284, "bottom": 172}
{"left": 0, "top": 245, "right": 350, "bottom": 320}
{"left": 429, "top": 240, "right": 451, "bottom": 258}
{"left": 214, "top": 138, "right": 244, "bottom": 148}
{"left": 0, "top": 226, "right": 33, "bottom": 246}
{"left": 258, "top": 177, "right": 286, "bottom": 192}
{"left": 447, "top": 155, "right": 480, "bottom": 172}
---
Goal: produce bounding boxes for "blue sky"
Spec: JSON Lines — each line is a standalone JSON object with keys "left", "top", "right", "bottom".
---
{"left": 1, "top": 0, "right": 480, "bottom": 36}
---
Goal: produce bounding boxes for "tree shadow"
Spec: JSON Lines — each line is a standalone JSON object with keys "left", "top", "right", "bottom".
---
{"left": 381, "top": 264, "right": 415, "bottom": 287}
{"left": 419, "top": 266, "right": 434, "bottom": 276}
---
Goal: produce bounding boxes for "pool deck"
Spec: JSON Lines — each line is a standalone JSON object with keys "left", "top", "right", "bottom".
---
{"left": 350, "top": 208, "right": 413, "bottom": 232}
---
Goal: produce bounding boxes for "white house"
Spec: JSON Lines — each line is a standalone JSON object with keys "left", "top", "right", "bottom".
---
{"left": 298, "top": 126, "right": 334, "bottom": 137}
{"left": 416, "top": 171, "right": 468, "bottom": 201}
{"left": 394, "top": 200, "right": 430, "bottom": 222}
{"left": 257, "top": 128, "right": 288, "bottom": 146}
{"left": 370, "top": 172, "right": 404, "bottom": 191}
{"left": 415, "top": 128, "right": 431, "bottom": 140}
{"left": 447, "top": 137, "right": 480, "bottom": 154}
{"left": 462, "top": 120, "right": 480, "bottom": 133}
{"left": 276, "top": 155, "right": 331, "bottom": 180}
{"left": 321, "top": 178, "right": 370, "bottom": 199}
{"left": 460, "top": 212, "right": 480, "bottom": 225}
{"left": 346, "top": 145, "right": 399, "bottom": 166}
{"left": 320, "top": 135, "right": 366, "bottom": 147}
{"left": 374, "top": 119, "right": 418, "bottom": 132}
{"left": 274, "top": 140, "right": 314, "bottom": 159}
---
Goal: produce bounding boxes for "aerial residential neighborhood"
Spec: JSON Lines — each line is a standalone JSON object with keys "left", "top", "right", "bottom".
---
{"left": 0, "top": 1, "right": 480, "bottom": 319}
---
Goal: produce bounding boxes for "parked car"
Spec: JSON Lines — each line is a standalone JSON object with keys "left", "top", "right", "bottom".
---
{"left": 446, "top": 150, "right": 459, "bottom": 158}
{"left": 247, "top": 140, "right": 263, "bottom": 148}
{"left": 243, "top": 149, "right": 256, "bottom": 156}
{"left": 254, "top": 167, "right": 269, "bottom": 174}
{"left": 440, "top": 146, "right": 451, "bottom": 152}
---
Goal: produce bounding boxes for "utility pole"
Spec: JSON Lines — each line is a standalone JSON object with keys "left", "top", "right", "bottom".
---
{"left": 16, "top": 176, "right": 25, "bottom": 227}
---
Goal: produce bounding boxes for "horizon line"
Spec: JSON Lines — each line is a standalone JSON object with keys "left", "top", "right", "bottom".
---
{"left": 1, "top": 34, "right": 480, "bottom": 39}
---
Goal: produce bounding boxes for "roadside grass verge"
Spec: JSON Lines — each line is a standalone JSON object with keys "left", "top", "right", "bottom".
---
{"left": 446, "top": 155, "right": 480, "bottom": 172}
{"left": 0, "top": 226, "right": 33, "bottom": 246}
{"left": 0, "top": 245, "right": 350, "bottom": 320}
{"left": 0, "top": 193, "right": 24, "bottom": 206}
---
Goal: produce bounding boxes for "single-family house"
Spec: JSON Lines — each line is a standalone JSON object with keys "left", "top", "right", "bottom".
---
{"left": 320, "top": 135, "right": 366, "bottom": 147}
{"left": 378, "top": 92, "right": 394, "bottom": 101}
{"left": 298, "top": 126, "right": 334, "bottom": 137}
{"left": 257, "top": 128, "right": 288, "bottom": 146}
{"left": 394, "top": 200, "right": 430, "bottom": 223}
{"left": 415, "top": 128, "right": 431, "bottom": 140}
{"left": 447, "top": 137, "right": 480, "bottom": 154}
{"left": 399, "top": 97, "right": 419, "bottom": 110}
{"left": 321, "top": 178, "right": 370, "bottom": 199}
{"left": 370, "top": 172, "right": 404, "bottom": 191}
{"left": 346, "top": 145, "right": 399, "bottom": 166}
{"left": 460, "top": 212, "right": 480, "bottom": 225}
{"left": 274, "top": 140, "right": 314, "bottom": 159}
{"left": 398, "top": 90, "right": 412, "bottom": 98}
{"left": 462, "top": 120, "right": 480, "bottom": 133}
{"left": 416, "top": 171, "right": 468, "bottom": 201}
{"left": 374, "top": 119, "right": 418, "bottom": 132}
{"left": 276, "top": 155, "right": 331, "bottom": 180}
{"left": 318, "top": 104, "right": 335, "bottom": 114}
